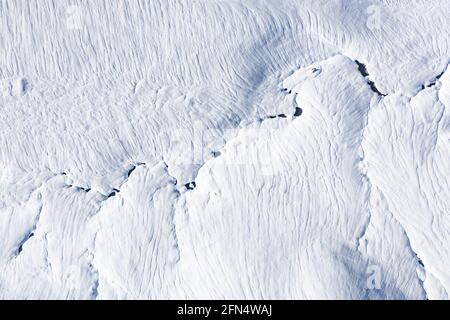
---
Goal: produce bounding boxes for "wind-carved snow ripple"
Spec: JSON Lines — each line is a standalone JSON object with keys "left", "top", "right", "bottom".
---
{"left": 1, "top": 0, "right": 450, "bottom": 299}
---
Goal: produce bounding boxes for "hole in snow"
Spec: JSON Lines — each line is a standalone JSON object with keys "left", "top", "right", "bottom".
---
{"left": 294, "top": 107, "right": 303, "bottom": 117}
{"left": 16, "top": 232, "right": 34, "bottom": 256}
{"left": 354, "top": 60, "right": 387, "bottom": 96}
{"left": 107, "top": 191, "right": 117, "bottom": 198}
{"left": 127, "top": 165, "right": 137, "bottom": 177}
{"left": 418, "top": 258, "right": 425, "bottom": 268}
{"left": 185, "top": 182, "right": 196, "bottom": 190}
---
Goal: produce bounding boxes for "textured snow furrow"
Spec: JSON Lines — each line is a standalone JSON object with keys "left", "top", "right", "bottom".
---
{"left": 88, "top": 163, "right": 181, "bottom": 299}
{"left": 171, "top": 56, "right": 378, "bottom": 299}
{"left": 357, "top": 186, "right": 428, "bottom": 299}
{"left": 1, "top": 0, "right": 450, "bottom": 299}
{"left": 358, "top": 107, "right": 428, "bottom": 299}
{"left": 362, "top": 75, "right": 450, "bottom": 298}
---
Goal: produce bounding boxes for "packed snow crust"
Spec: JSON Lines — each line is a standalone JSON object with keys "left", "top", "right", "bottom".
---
{"left": 0, "top": 0, "right": 450, "bottom": 299}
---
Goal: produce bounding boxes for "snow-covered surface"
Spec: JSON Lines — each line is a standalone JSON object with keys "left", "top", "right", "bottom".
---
{"left": 0, "top": 0, "right": 449, "bottom": 299}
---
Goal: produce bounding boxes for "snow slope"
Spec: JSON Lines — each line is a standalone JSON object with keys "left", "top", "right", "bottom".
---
{"left": 0, "top": 0, "right": 449, "bottom": 299}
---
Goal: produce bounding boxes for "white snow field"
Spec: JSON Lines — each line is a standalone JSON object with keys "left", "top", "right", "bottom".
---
{"left": 0, "top": 0, "right": 449, "bottom": 300}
